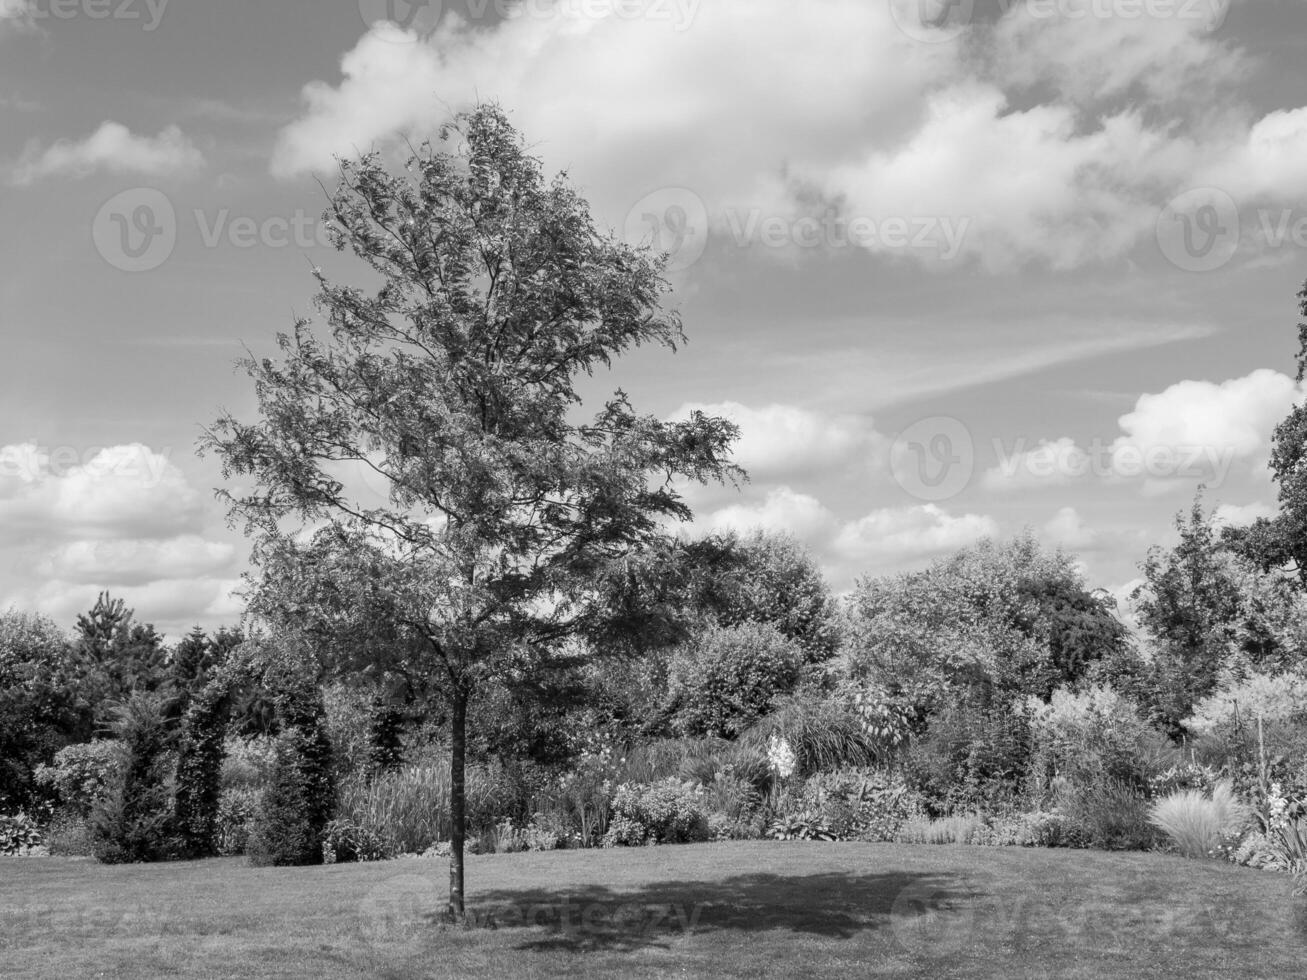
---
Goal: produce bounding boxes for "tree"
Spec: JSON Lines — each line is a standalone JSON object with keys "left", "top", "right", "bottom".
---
{"left": 202, "top": 104, "right": 739, "bottom": 916}
{"left": 1132, "top": 497, "right": 1243, "bottom": 735}
{"left": 665, "top": 621, "right": 804, "bottom": 738}
{"left": 709, "top": 531, "right": 841, "bottom": 665}
{"left": 166, "top": 625, "right": 244, "bottom": 725}
{"left": 73, "top": 592, "right": 167, "bottom": 713}
{"left": 844, "top": 532, "right": 1125, "bottom": 705}
{"left": 1225, "top": 278, "right": 1307, "bottom": 583}
{"left": 0, "top": 610, "right": 81, "bottom": 808}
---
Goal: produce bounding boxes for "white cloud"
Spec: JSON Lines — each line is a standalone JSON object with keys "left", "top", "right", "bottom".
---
{"left": 1114, "top": 368, "right": 1302, "bottom": 472}
{"left": 1213, "top": 500, "right": 1276, "bottom": 528}
{"left": 693, "top": 486, "right": 838, "bottom": 541}
{"left": 268, "top": 2, "right": 1307, "bottom": 271}
{"left": 1042, "top": 506, "right": 1098, "bottom": 551}
{"left": 983, "top": 370, "right": 1305, "bottom": 491}
{"left": 9, "top": 122, "right": 205, "bottom": 185}
{"left": 985, "top": 436, "right": 1087, "bottom": 491}
{"left": 0, "top": 442, "right": 203, "bottom": 543}
{"left": 669, "top": 401, "right": 880, "bottom": 480}
{"left": 832, "top": 503, "right": 998, "bottom": 564}
{"left": 36, "top": 535, "right": 237, "bottom": 587}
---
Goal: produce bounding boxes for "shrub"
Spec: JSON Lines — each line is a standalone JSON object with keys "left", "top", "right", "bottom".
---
{"left": 215, "top": 787, "right": 258, "bottom": 856}
{"left": 1148, "top": 779, "right": 1252, "bottom": 859}
{"left": 321, "top": 817, "right": 396, "bottom": 863}
{"left": 33, "top": 741, "right": 122, "bottom": 816}
{"left": 0, "top": 810, "right": 45, "bottom": 855}
{"left": 524, "top": 817, "right": 561, "bottom": 852}
{"left": 1183, "top": 670, "right": 1307, "bottom": 736}
{"left": 894, "top": 811, "right": 1069, "bottom": 847}
{"left": 601, "top": 778, "right": 708, "bottom": 846}
{"left": 899, "top": 696, "right": 1032, "bottom": 815}
{"left": 173, "top": 678, "right": 232, "bottom": 857}
{"left": 45, "top": 811, "right": 94, "bottom": 856}
{"left": 90, "top": 694, "right": 181, "bottom": 864}
{"left": 896, "top": 814, "right": 990, "bottom": 845}
{"left": 1027, "top": 684, "right": 1166, "bottom": 799}
{"left": 338, "top": 765, "right": 448, "bottom": 855}
{"left": 1058, "top": 779, "right": 1159, "bottom": 851}
{"left": 741, "top": 695, "right": 879, "bottom": 779}
{"left": 246, "top": 699, "right": 335, "bottom": 867}
{"left": 666, "top": 622, "right": 804, "bottom": 738}
{"left": 336, "top": 760, "right": 524, "bottom": 854}
{"left": 220, "top": 735, "right": 276, "bottom": 791}
{"left": 779, "top": 768, "right": 926, "bottom": 843}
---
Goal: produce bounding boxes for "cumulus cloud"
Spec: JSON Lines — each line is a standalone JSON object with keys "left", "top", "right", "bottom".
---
{"left": 832, "top": 503, "right": 998, "bottom": 565}
{"left": 669, "top": 401, "right": 881, "bottom": 480}
{"left": 35, "top": 535, "right": 237, "bottom": 587}
{"left": 268, "top": 1, "right": 1307, "bottom": 271}
{"left": 8, "top": 122, "right": 205, "bottom": 185}
{"left": 693, "top": 486, "right": 838, "bottom": 541}
{"left": 1042, "top": 506, "right": 1099, "bottom": 551}
{"left": 0, "top": 443, "right": 204, "bottom": 543}
{"left": 984, "top": 370, "right": 1305, "bottom": 492}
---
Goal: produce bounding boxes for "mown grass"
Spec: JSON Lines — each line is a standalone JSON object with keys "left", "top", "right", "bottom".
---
{"left": 2, "top": 842, "right": 1305, "bottom": 979}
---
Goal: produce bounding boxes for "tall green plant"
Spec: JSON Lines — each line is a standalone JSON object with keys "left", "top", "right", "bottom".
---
{"left": 201, "top": 102, "right": 740, "bottom": 918}
{"left": 90, "top": 692, "right": 178, "bottom": 864}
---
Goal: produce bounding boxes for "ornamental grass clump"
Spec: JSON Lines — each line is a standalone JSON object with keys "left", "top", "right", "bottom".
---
{"left": 1148, "top": 779, "right": 1251, "bottom": 859}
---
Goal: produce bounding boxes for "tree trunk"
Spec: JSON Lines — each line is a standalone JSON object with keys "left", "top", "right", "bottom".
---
{"left": 448, "top": 687, "right": 467, "bottom": 919}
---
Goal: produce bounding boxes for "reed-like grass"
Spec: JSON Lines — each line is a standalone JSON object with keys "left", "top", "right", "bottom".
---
{"left": 1148, "top": 779, "right": 1251, "bottom": 859}
{"left": 740, "top": 696, "right": 879, "bottom": 777}
{"left": 896, "top": 813, "right": 989, "bottom": 844}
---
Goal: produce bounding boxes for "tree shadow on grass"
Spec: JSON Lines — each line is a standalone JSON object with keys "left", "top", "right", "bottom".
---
{"left": 465, "top": 869, "right": 979, "bottom": 953}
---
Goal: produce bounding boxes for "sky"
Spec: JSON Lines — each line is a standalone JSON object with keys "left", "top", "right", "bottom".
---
{"left": 3, "top": 0, "right": 1307, "bottom": 639}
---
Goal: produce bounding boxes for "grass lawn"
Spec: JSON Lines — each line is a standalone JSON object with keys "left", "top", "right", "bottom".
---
{"left": 2, "top": 841, "right": 1305, "bottom": 979}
